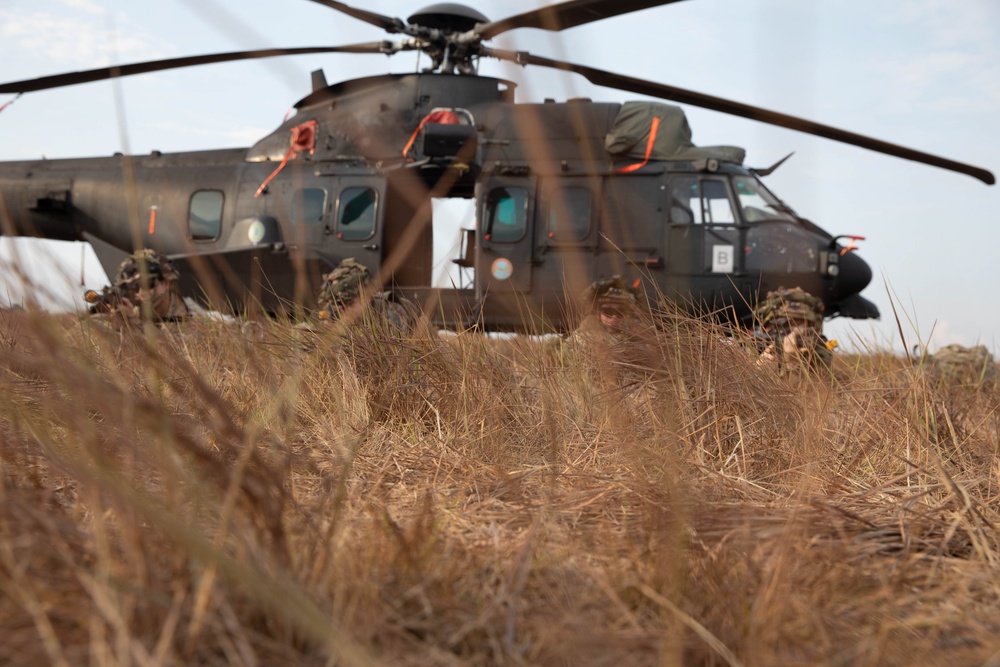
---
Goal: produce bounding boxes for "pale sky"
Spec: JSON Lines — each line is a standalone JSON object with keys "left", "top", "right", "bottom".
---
{"left": 0, "top": 0, "right": 997, "bottom": 352}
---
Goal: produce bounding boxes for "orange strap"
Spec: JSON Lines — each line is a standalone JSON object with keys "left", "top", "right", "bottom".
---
{"left": 402, "top": 110, "right": 461, "bottom": 159}
{"left": 148, "top": 207, "right": 157, "bottom": 235}
{"left": 255, "top": 120, "right": 317, "bottom": 198}
{"left": 255, "top": 147, "right": 294, "bottom": 198}
{"left": 615, "top": 116, "right": 661, "bottom": 174}
{"left": 401, "top": 124, "right": 425, "bottom": 160}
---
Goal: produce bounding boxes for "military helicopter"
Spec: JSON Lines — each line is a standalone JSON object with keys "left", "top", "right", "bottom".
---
{"left": 0, "top": 0, "right": 993, "bottom": 331}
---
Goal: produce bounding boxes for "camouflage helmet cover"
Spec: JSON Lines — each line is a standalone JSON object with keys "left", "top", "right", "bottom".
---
{"left": 317, "top": 258, "right": 371, "bottom": 313}
{"left": 756, "top": 287, "right": 824, "bottom": 330}
{"left": 114, "top": 249, "right": 180, "bottom": 289}
{"left": 582, "top": 276, "right": 641, "bottom": 315}
{"left": 929, "top": 343, "right": 997, "bottom": 383}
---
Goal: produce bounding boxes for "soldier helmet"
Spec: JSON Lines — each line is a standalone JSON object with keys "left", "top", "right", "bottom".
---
{"left": 317, "top": 258, "right": 371, "bottom": 315}
{"left": 583, "top": 276, "right": 640, "bottom": 317}
{"left": 756, "top": 287, "right": 824, "bottom": 330}
{"left": 114, "top": 249, "right": 179, "bottom": 289}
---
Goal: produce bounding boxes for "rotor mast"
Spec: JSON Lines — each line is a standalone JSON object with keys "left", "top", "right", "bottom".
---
{"left": 404, "top": 4, "right": 491, "bottom": 74}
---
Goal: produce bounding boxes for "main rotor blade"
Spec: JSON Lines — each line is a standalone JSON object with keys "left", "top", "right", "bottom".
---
{"left": 476, "top": 0, "right": 688, "bottom": 41}
{"left": 300, "top": 0, "right": 406, "bottom": 34}
{"left": 0, "top": 43, "right": 397, "bottom": 94}
{"left": 486, "top": 48, "right": 995, "bottom": 185}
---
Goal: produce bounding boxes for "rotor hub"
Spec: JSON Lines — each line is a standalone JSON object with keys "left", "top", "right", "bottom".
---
{"left": 407, "top": 4, "right": 489, "bottom": 33}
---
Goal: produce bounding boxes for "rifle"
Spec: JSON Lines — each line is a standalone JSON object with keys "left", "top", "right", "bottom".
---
{"left": 83, "top": 285, "right": 137, "bottom": 315}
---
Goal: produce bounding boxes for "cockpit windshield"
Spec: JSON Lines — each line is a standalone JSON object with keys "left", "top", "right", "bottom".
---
{"left": 733, "top": 176, "right": 797, "bottom": 223}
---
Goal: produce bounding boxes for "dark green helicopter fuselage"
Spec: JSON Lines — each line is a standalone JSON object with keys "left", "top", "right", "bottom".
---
{"left": 0, "top": 72, "right": 877, "bottom": 329}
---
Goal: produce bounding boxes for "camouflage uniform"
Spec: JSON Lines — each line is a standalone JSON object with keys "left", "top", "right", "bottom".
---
{"left": 316, "top": 258, "right": 413, "bottom": 335}
{"left": 85, "top": 249, "right": 189, "bottom": 321}
{"left": 754, "top": 287, "right": 832, "bottom": 372}
{"left": 567, "top": 276, "right": 661, "bottom": 386}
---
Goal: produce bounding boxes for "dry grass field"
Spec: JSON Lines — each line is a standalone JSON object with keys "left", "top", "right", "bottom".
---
{"left": 0, "top": 305, "right": 998, "bottom": 666}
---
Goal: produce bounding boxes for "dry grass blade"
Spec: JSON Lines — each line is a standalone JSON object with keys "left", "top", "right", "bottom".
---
{"left": 0, "top": 304, "right": 998, "bottom": 665}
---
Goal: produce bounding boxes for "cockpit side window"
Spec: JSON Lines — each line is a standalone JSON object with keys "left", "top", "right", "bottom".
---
{"left": 733, "top": 176, "right": 797, "bottom": 222}
{"left": 669, "top": 177, "right": 735, "bottom": 224}
{"left": 699, "top": 180, "right": 736, "bottom": 224}
{"left": 669, "top": 176, "right": 696, "bottom": 224}
{"left": 485, "top": 186, "right": 528, "bottom": 243}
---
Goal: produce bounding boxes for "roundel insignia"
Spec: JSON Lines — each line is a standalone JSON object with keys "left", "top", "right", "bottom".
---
{"left": 248, "top": 220, "right": 266, "bottom": 244}
{"left": 491, "top": 257, "right": 513, "bottom": 281}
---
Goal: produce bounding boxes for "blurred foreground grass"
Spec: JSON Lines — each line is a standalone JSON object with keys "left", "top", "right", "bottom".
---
{"left": 0, "top": 307, "right": 998, "bottom": 666}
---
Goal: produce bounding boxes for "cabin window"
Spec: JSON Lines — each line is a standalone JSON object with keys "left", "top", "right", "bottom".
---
{"left": 336, "top": 186, "right": 377, "bottom": 240}
{"left": 293, "top": 187, "right": 326, "bottom": 225}
{"left": 546, "top": 187, "right": 591, "bottom": 241}
{"left": 669, "top": 177, "right": 736, "bottom": 225}
{"left": 485, "top": 187, "right": 527, "bottom": 243}
{"left": 189, "top": 190, "right": 224, "bottom": 241}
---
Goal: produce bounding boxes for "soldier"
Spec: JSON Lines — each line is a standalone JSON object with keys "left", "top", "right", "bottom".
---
{"left": 754, "top": 287, "right": 833, "bottom": 372}
{"left": 580, "top": 276, "right": 646, "bottom": 336}
{"left": 567, "top": 276, "right": 661, "bottom": 387}
{"left": 85, "top": 248, "right": 189, "bottom": 322}
{"left": 924, "top": 343, "right": 997, "bottom": 386}
{"left": 315, "top": 258, "right": 413, "bottom": 335}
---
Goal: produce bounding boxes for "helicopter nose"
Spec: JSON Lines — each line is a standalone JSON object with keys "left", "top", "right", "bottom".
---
{"left": 834, "top": 250, "right": 873, "bottom": 300}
